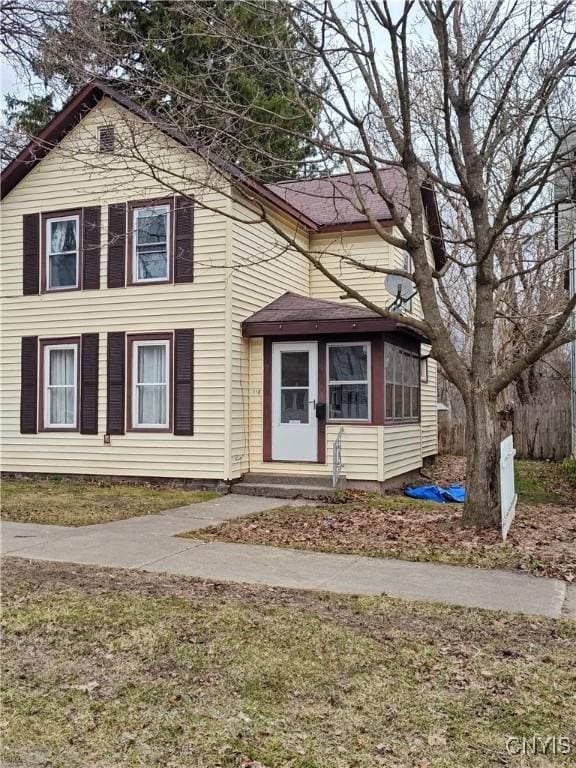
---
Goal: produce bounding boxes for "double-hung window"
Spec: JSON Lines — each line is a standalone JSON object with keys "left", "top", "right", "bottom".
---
{"left": 327, "top": 342, "right": 370, "bottom": 421}
{"left": 42, "top": 341, "right": 79, "bottom": 429}
{"left": 132, "top": 204, "right": 171, "bottom": 283}
{"left": 130, "top": 338, "right": 171, "bottom": 429}
{"left": 45, "top": 214, "right": 80, "bottom": 290}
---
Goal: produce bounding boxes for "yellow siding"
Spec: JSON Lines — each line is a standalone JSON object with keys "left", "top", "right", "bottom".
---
{"left": 383, "top": 423, "right": 423, "bottom": 480}
{"left": 229, "top": 199, "right": 310, "bottom": 478}
{"left": 1, "top": 98, "right": 232, "bottom": 480}
{"left": 326, "top": 424, "right": 380, "bottom": 481}
{"left": 2, "top": 96, "right": 438, "bottom": 483}
{"left": 309, "top": 227, "right": 428, "bottom": 322}
{"left": 421, "top": 356, "right": 438, "bottom": 457}
{"left": 310, "top": 230, "right": 392, "bottom": 308}
{"left": 246, "top": 338, "right": 380, "bottom": 481}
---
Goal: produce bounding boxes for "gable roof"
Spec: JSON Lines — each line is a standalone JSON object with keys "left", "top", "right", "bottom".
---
{"left": 0, "top": 81, "right": 318, "bottom": 230}
{"left": 0, "top": 81, "right": 446, "bottom": 268}
{"left": 242, "top": 291, "right": 427, "bottom": 340}
{"left": 269, "top": 169, "right": 446, "bottom": 269}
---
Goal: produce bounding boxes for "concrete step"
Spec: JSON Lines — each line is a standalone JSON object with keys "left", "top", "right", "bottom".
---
{"left": 231, "top": 482, "right": 340, "bottom": 500}
{"left": 242, "top": 473, "right": 344, "bottom": 488}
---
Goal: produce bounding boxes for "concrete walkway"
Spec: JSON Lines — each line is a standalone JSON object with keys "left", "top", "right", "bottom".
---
{"left": 2, "top": 495, "right": 573, "bottom": 620}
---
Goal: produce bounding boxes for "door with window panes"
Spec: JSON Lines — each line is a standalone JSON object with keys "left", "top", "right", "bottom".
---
{"left": 271, "top": 342, "right": 318, "bottom": 461}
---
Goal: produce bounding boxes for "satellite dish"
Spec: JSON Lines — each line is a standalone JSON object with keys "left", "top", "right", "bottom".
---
{"left": 385, "top": 274, "right": 414, "bottom": 300}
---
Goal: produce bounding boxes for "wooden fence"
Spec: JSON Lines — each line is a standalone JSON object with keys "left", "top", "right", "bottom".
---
{"left": 439, "top": 403, "right": 571, "bottom": 460}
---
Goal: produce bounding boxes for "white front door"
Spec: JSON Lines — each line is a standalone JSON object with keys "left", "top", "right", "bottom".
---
{"left": 272, "top": 341, "right": 318, "bottom": 461}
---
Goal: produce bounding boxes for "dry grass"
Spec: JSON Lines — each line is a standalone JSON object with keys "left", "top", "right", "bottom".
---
{"left": 181, "top": 459, "right": 576, "bottom": 581}
{"left": 1, "top": 477, "right": 217, "bottom": 526}
{"left": 2, "top": 559, "right": 575, "bottom": 768}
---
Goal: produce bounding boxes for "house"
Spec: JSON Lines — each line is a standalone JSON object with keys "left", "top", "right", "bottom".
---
{"left": 0, "top": 82, "right": 444, "bottom": 495}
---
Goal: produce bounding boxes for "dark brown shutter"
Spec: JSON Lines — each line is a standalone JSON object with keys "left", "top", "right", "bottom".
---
{"left": 23, "top": 213, "right": 40, "bottom": 295}
{"left": 80, "top": 333, "right": 99, "bottom": 434}
{"left": 20, "top": 336, "right": 38, "bottom": 433}
{"left": 173, "top": 329, "right": 194, "bottom": 435}
{"left": 174, "top": 196, "right": 194, "bottom": 283}
{"left": 106, "top": 332, "right": 125, "bottom": 434}
{"left": 107, "top": 203, "right": 126, "bottom": 288}
{"left": 82, "top": 207, "right": 101, "bottom": 290}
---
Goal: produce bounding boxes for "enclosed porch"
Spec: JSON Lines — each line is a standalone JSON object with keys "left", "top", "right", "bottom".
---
{"left": 238, "top": 293, "right": 436, "bottom": 495}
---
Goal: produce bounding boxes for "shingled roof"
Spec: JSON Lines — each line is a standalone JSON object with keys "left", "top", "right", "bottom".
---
{"left": 242, "top": 292, "right": 427, "bottom": 340}
{"left": 268, "top": 169, "right": 446, "bottom": 269}
{"left": 268, "top": 168, "right": 410, "bottom": 228}
{"left": 1, "top": 81, "right": 446, "bottom": 268}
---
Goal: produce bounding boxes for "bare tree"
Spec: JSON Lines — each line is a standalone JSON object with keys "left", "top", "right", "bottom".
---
{"left": 6, "top": 0, "right": 576, "bottom": 526}
{"left": 0, "top": 0, "right": 66, "bottom": 77}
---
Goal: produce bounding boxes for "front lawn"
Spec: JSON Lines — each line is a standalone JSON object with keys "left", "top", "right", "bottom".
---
{"left": 2, "top": 559, "right": 575, "bottom": 768}
{"left": 1, "top": 476, "right": 217, "bottom": 526}
{"left": 181, "top": 458, "right": 576, "bottom": 581}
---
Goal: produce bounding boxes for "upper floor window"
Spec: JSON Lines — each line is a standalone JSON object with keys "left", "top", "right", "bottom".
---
{"left": 45, "top": 214, "right": 80, "bottom": 290}
{"left": 131, "top": 202, "right": 172, "bottom": 284}
{"left": 41, "top": 339, "right": 79, "bottom": 430}
{"left": 327, "top": 342, "right": 371, "bottom": 421}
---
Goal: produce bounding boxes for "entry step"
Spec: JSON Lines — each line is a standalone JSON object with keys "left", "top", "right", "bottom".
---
{"left": 231, "top": 473, "right": 345, "bottom": 500}
{"left": 231, "top": 482, "right": 341, "bottom": 500}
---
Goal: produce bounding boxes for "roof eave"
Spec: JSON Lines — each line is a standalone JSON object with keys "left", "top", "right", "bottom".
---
{"left": 315, "top": 217, "right": 395, "bottom": 234}
{"left": 242, "top": 317, "right": 428, "bottom": 341}
{"left": 1, "top": 82, "right": 102, "bottom": 200}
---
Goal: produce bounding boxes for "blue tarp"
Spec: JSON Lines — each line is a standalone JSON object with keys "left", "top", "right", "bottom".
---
{"left": 404, "top": 484, "right": 466, "bottom": 503}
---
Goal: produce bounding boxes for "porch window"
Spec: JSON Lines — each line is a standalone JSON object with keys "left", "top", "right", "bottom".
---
{"left": 384, "top": 343, "right": 420, "bottom": 422}
{"left": 45, "top": 215, "right": 80, "bottom": 290}
{"left": 42, "top": 341, "right": 79, "bottom": 429}
{"left": 130, "top": 338, "right": 171, "bottom": 429}
{"left": 327, "top": 342, "right": 370, "bottom": 421}
{"left": 132, "top": 204, "right": 171, "bottom": 283}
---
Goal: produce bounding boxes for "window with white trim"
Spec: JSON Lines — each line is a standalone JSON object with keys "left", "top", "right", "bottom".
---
{"left": 43, "top": 342, "right": 78, "bottom": 428}
{"left": 132, "top": 204, "right": 170, "bottom": 282}
{"left": 131, "top": 339, "right": 170, "bottom": 428}
{"left": 327, "top": 342, "right": 370, "bottom": 421}
{"left": 46, "top": 215, "right": 79, "bottom": 290}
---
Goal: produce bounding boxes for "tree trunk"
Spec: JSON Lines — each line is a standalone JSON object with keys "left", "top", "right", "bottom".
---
{"left": 462, "top": 390, "right": 501, "bottom": 528}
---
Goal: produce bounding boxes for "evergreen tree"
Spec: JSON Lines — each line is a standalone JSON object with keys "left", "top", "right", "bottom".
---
{"left": 6, "top": 1, "right": 320, "bottom": 180}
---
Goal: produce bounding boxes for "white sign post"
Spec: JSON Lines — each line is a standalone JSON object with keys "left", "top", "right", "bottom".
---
{"left": 500, "top": 434, "right": 517, "bottom": 541}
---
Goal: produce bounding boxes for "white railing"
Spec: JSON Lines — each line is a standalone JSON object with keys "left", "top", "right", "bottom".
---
{"left": 500, "top": 434, "right": 517, "bottom": 541}
{"left": 332, "top": 427, "right": 344, "bottom": 488}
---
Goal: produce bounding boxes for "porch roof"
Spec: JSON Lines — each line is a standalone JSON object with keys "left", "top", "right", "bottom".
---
{"left": 242, "top": 292, "right": 428, "bottom": 340}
